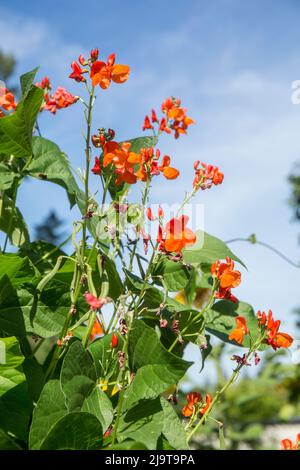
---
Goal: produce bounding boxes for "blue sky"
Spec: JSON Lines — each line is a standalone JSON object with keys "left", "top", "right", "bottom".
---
{"left": 1, "top": 0, "right": 300, "bottom": 376}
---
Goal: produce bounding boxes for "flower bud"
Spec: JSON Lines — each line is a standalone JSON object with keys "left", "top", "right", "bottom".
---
{"left": 146, "top": 207, "right": 155, "bottom": 221}
{"left": 111, "top": 333, "right": 118, "bottom": 348}
{"left": 90, "top": 48, "right": 99, "bottom": 61}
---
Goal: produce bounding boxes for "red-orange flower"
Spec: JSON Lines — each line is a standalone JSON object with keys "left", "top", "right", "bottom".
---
{"left": 193, "top": 162, "right": 224, "bottom": 190}
{"left": 258, "top": 310, "right": 293, "bottom": 350}
{"left": 228, "top": 316, "right": 249, "bottom": 344}
{"left": 69, "top": 61, "right": 86, "bottom": 82}
{"left": 159, "top": 215, "right": 196, "bottom": 253}
{"left": 142, "top": 115, "right": 153, "bottom": 131}
{"left": 142, "top": 96, "right": 194, "bottom": 139}
{"left": 90, "top": 54, "right": 130, "bottom": 89}
{"left": 0, "top": 87, "right": 17, "bottom": 113}
{"left": 182, "top": 392, "right": 202, "bottom": 417}
{"left": 102, "top": 142, "right": 179, "bottom": 185}
{"left": 199, "top": 393, "right": 213, "bottom": 415}
{"left": 211, "top": 257, "right": 241, "bottom": 303}
{"left": 281, "top": 434, "right": 300, "bottom": 450}
{"left": 89, "top": 319, "right": 104, "bottom": 342}
{"left": 91, "top": 157, "right": 102, "bottom": 175}
{"left": 43, "top": 87, "right": 78, "bottom": 114}
{"left": 36, "top": 76, "right": 51, "bottom": 90}
{"left": 111, "top": 333, "right": 119, "bottom": 348}
{"left": 85, "top": 293, "right": 108, "bottom": 311}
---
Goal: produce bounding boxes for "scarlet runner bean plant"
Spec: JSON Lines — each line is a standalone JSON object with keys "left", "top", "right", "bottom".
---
{"left": 0, "top": 48, "right": 294, "bottom": 450}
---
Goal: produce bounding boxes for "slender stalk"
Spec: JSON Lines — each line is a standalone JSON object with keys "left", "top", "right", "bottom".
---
{"left": 128, "top": 179, "right": 151, "bottom": 271}
{"left": 81, "top": 86, "right": 95, "bottom": 260}
{"left": 226, "top": 237, "right": 300, "bottom": 268}
{"left": 2, "top": 181, "right": 20, "bottom": 253}
{"left": 187, "top": 337, "right": 263, "bottom": 442}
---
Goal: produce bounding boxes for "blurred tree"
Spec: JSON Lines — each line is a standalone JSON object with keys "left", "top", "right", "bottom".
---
{"left": 0, "top": 50, "right": 16, "bottom": 82}
{"left": 34, "top": 210, "right": 65, "bottom": 245}
{"left": 289, "top": 162, "right": 300, "bottom": 222}
{"left": 288, "top": 163, "right": 300, "bottom": 327}
{"left": 0, "top": 50, "right": 17, "bottom": 93}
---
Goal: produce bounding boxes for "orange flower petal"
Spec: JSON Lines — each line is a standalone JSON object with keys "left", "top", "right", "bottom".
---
{"left": 164, "top": 236, "right": 184, "bottom": 253}
{"left": 127, "top": 152, "right": 141, "bottom": 164}
{"left": 111, "top": 64, "right": 130, "bottom": 84}
{"left": 220, "top": 270, "right": 241, "bottom": 289}
{"left": 228, "top": 328, "right": 245, "bottom": 344}
{"left": 163, "top": 166, "right": 180, "bottom": 179}
{"left": 103, "top": 152, "right": 115, "bottom": 167}
{"left": 182, "top": 404, "right": 193, "bottom": 417}
{"left": 274, "top": 332, "right": 293, "bottom": 348}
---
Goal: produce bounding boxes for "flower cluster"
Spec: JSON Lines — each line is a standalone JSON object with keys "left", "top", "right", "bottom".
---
{"left": 211, "top": 257, "right": 241, "bottom": 303}
{"left": 92, "top": 140, "right": 179, "bottom": 185}
{"left": 157, "top": 215, "right": 196, "bottom": 253}
{"left": 281, "top": 434, "right": 300, "bottom": 450}
{"left": 257, "top": 309, "right": 293, "bottom": 350}
{"left": 193, "top": 161, "right": 224, "bottom": 190}
{"left": 36, "top": 77, "right": 78, "bottom": 114}
{"left": 69, "top": 48, "right": 130, "bottom": 90}
{"left": 228, "top": 309, "right": 293, "bottom": 349}
{"left": 142, "top": 96, "right": 194, "bottom": 139}
{"left": 0, "top": 86, "right": 17, "bottom": 117}
{"left": 182, "top": 392, "right": 212, "bottom": 417}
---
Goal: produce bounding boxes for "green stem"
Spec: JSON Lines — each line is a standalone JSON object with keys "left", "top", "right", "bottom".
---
{"left": 128, "top": 179, "right": 151, "bottom": 271}
{"left": 2, "top": 180, "right": 20, "bottom": 253}
{"left": 187, "top": 337, "right": 263, "bottom": 442}
{"left": 81, "top": 86, "right": 95, "bottom": 262}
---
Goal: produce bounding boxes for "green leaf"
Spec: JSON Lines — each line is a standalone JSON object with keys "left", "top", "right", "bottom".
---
{"left": 0, "top": 253, "right": 38, "bottom": 287}
{"left": 0, "top": 85, "right": 43, "bottom": 158}
{"left": 123, "top": 320, "right": 191, "bottom": 408}
{"left": 152, "top": 258, "right": 192, "bottom": 292}
{"left": 0, "top": 428, "right": 22, "bottom": 449}
{"left": 108, "top": 440, "right": 148, "bottom": 450}
{"left": 82, "top": 386, "right": 113, "bottom": 432}
{"left": 103, "top": 254, "right": 124, "bottom": 300}
{"left": 183, "top": 231, "right": 246, "bottom": 268}
{"left": 0, "top": 162, "right": 17, "bottom": 191}
{"left": 0, "top": 275, "right": 26, "bottom": 337}
{"left": 118, "top": 397, "right": 164, "bottom": 449}
{"left": 19, "top": 240, "right": 67, "bottom": 272}
{"left": 160, "top": 397, "right": 188, "bottom": 450}
{"left": 60, "top": 341, "right": 96, "bottom": 411}
{"left": 29, "top": 380, "right": 68, "bottom": 450}
{"left": 88, "top": 332, "right": 122, "bottom": 378}
{"left": 0, "top": 366, "right": 32, "bottom": 442}
{"left": 178, "top": 309, "right": 205, "bottom": 343}
{"left": 22, "top": 357, "right": 45, "bottom": 402}
{"left": 20, "top": 67, "right": 39, "bottom": 96}
{"left": 0, "top": 336, "right": 24, "bottom": 371}
{"left": 0, "top": 278, "right": 82, "bottom": 338}
{"left": 124, "top": 268, "right": 148, "bottom": 292}
{"left": 119, "top": 396, "right": 188, "bottom": 450}
{"left": 0, "top": 193, "right": 29, "bottom": 247}
{"left": 27, "top": 137, "right": 80, "bottom": 208}
{"left": 206, "top": 300, "right": 261, "bottom": 348}
{"left": 40, "top": 412, "right": 102, "bottom": 450}
{"left": 0, "top": 367, "right": 26, "bottom": 397}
